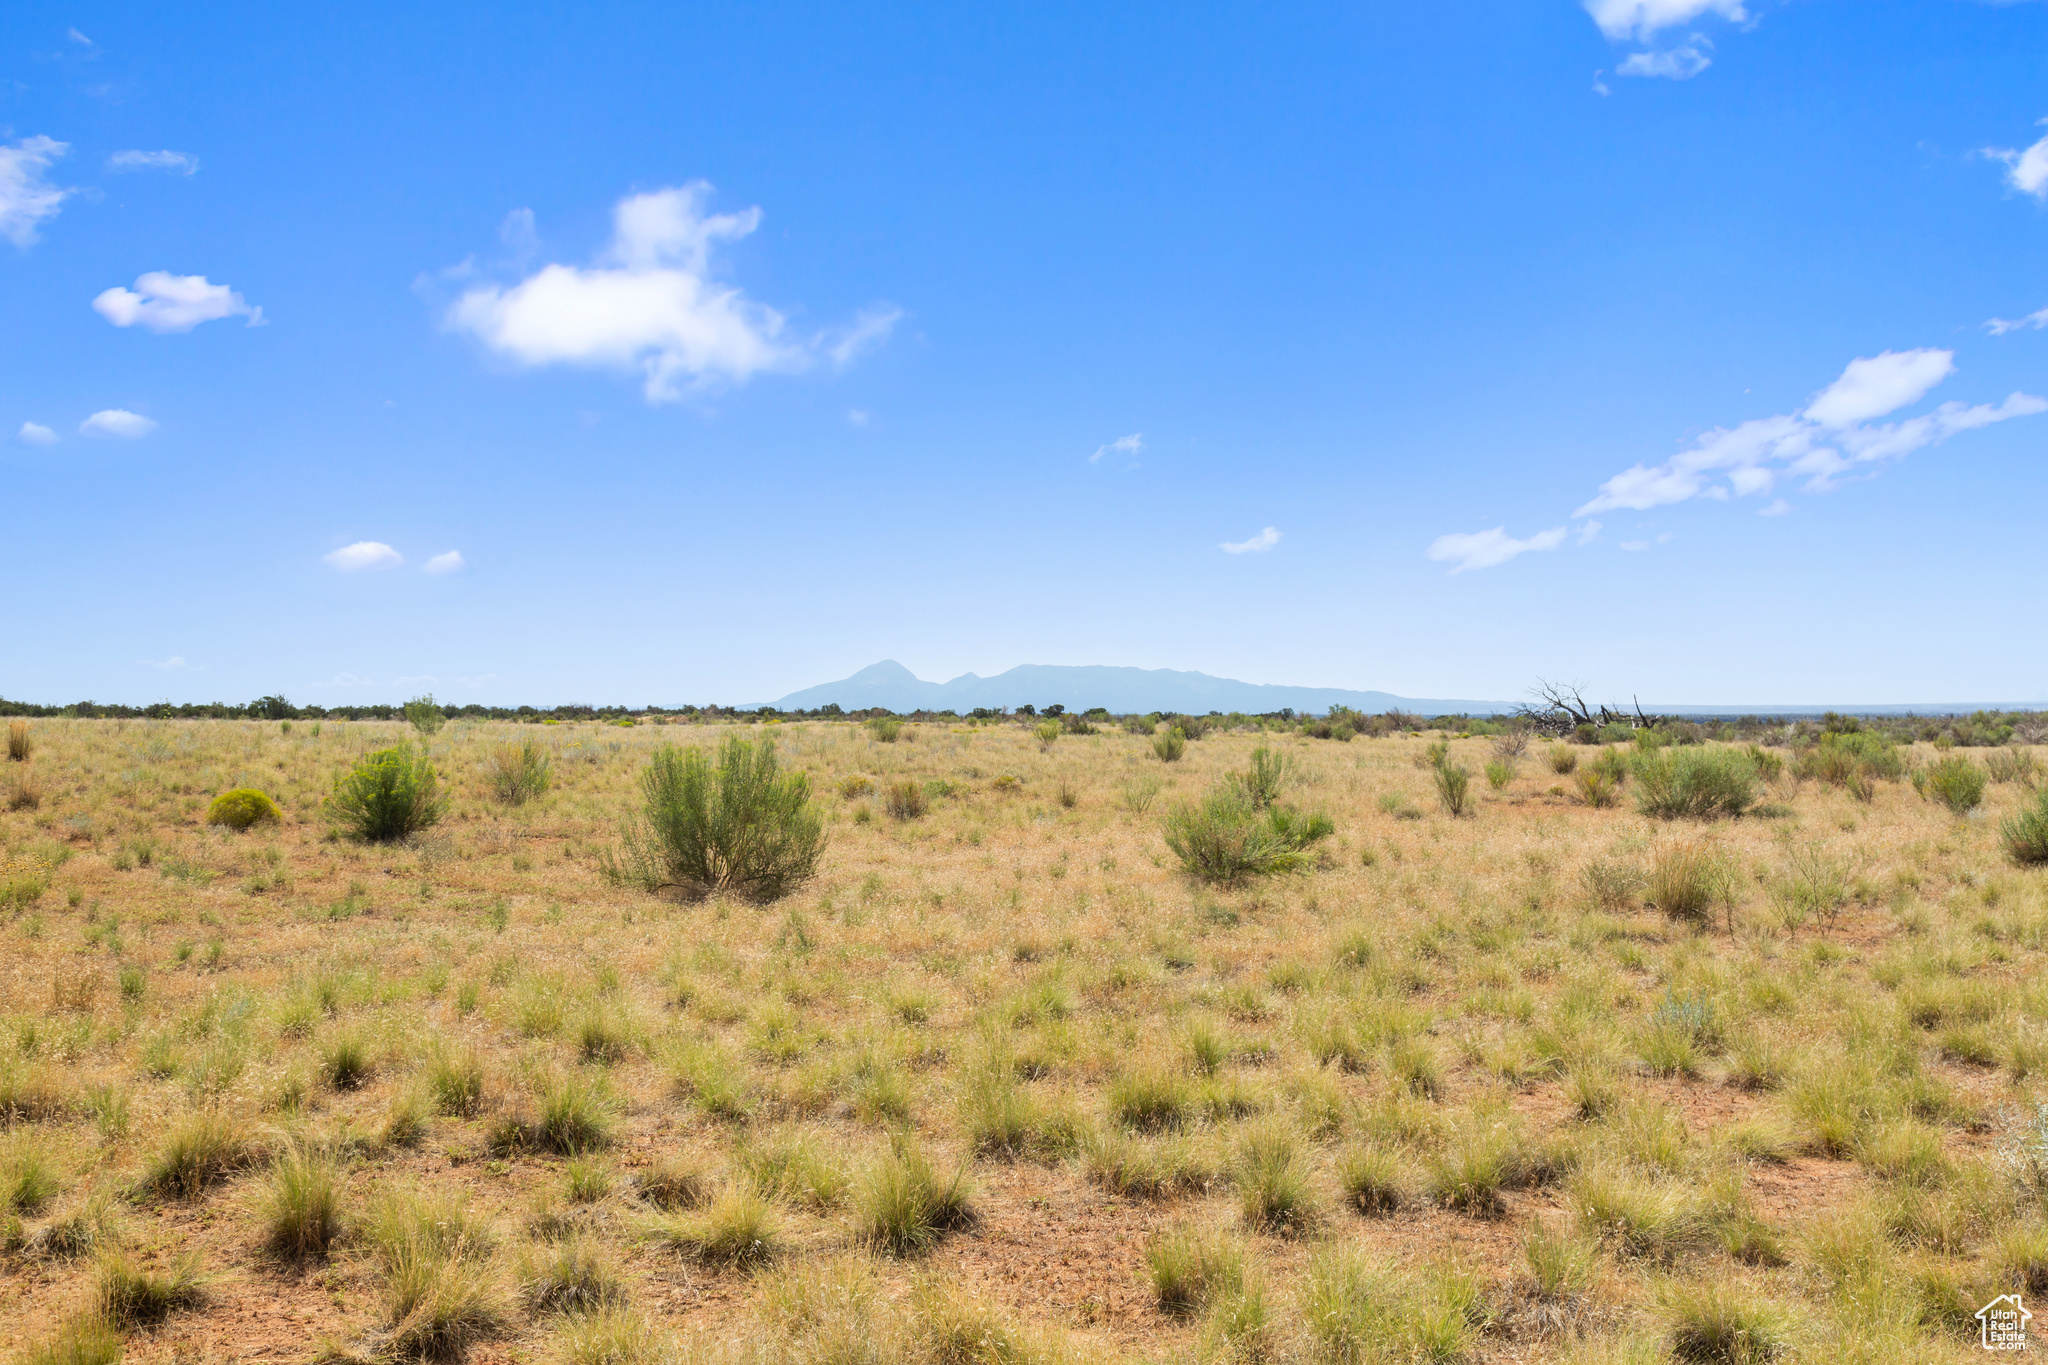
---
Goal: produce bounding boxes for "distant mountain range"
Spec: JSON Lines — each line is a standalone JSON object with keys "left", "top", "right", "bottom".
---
{"left": 768, "top": 661, "right": 1514, "bottom": 716}
{"left": 762, "top": 661, "right": 2044, "bottom": 718}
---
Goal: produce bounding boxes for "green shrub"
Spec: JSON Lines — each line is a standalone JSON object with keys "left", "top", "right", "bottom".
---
{"left": 1549, "top": 745, "right": 1579, "bottom": 775}
{"left": 205, "top": 788, "right": 281, "bottom": 830}
{"left": 865, "top": 716, "right": 903, "bottom": 742}
{"left": 326, "top": 744, "right": 446, "bottom": 842}
{"left": 403, "top": 693, "right": 447, "bottom": 737}
{"left": 1161, "top": 788, "right": 1332, "bottom": 882}
{"left": 1915, "top": 755, "right": 1986, "bottom": 815}
{"left": 1154, "top": 727, "right": 1187, "bottom": 762}
{"left": 1484, "top": 760, "right": 1512, "bottom": 791}
{"left": 1635, "top": 747, "right": 1756, "bottom": 820}
{"left": 1032, "top": 719, "right": 1061, "bottom": 749}
{"left": 1575, "top": 768, "right": 1620, "bottom": 808}
{"left": 485, "top": 738, "right": 552, "bottom": 805}
{"left": 2001, "top": 788, "right": 2048, "bottom": 866}
{"left": 1239, "top": 747, "right": 1292, "bottom": 809}
{"left": 610, "top": 736, "right": 825, "bottom": 902}
{"left": 1433, "top": 762, "right": 1471, "bottom": 816}
{"left": 1987, "top": 747, "right": 2040, "bottom": 786}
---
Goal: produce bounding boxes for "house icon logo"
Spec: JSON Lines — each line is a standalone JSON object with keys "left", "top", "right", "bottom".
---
{"left": 1978, "top": 1293, "right": 2031, "bottom": 1351}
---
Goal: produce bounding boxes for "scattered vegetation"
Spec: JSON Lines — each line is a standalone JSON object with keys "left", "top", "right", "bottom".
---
{"left": 326, "top": 743, "right": 447, "bottom": 841}
{"left": 610, "top": 735, "right": 825, "bottom": 901}
{"left": 204, "top": 787, "right": 281, "bottom": 829}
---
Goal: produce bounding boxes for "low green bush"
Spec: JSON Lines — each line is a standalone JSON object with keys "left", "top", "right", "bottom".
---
{"left": 1162, "top": 788, "right": 1332, "bottom": 883}
{"left": 1433, "top": 762, "right": 1471, "bottom": 816}
{"left": 326, "top": 744, "right": 446, "bottom": 842}
{"left": 1153, "top": 727, "right": 1187, "bottom": 762}
{"left": 485, "top": 739, "right": 552, "bottom": 805}
{"left": 2002, "top": 788, "right": 2048, "bottom": 866}
{"left": 403, "top": 693, "right": 447, "bottom": 737}
{"left": 206, "top": 788, "right": 281, "bottom": 830}
{"left": 1634, "top": 747, "right": 1756, "bottom": 820}
{"left": 608, "top": 735, "right": 825, "bottom": 902}
{"left": 1915, "top": 755, "right": 1986, "bottom": 815}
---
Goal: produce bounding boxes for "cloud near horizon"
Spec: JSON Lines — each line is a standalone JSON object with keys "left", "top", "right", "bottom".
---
{"left": 1220, "top": 526, "right": 1281, "bottom": 554}
{"left": 444, "top": 183, "right": 898, "bottom": 403}
{"left": 94, "top": 272, "right": 264, "bottom": 332}
{"left": 1427, "top": 525, "right": 1567, "bottom": 574}
{"left": 0, "top": 136, "right": 72, "bottom": 248}
{"left": 1573, "top": 348, "right": 2044, "bottom": 516}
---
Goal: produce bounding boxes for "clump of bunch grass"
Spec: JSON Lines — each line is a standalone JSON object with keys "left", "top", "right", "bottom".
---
{"left": 865, "top": 716, "right": 902, "bottom": 742}
{"left": 1238, "top": 747, "right": 1293, "bottom": 808}
{"left": 486, "top": 738, "right": 553, "bottom": 805}
{"left": 1663, "top": 1280, "right": 1788, "bottom": 1364}
{"left": 5, "top": 720, "right": 29, "bottom": 762}
{"left": 138, "top": 1112, "right": 253, "bottom": 1199}
{"left": 1339, "top": 1144, "right": 1407, "bottom": 1215}
{"left": 16, "top": 1314, "right": 120, "bottom": 1365}
{"left": 1635, "top": 747, "right": 1756, "bottom": 820}
{"left": 648, "top": 1181, "right": 781, "bottom": 1268}
{"left": 369, "top": 1187, "right": 505, "bottom": 1360}
{"left": 532, "top": 1070, "right": 619, "bottom": 1155}
{"left": 608, "top": 735, "right": 825, "bottom": 902}
{"left": 205, "top": 788, "right": 281, "bottom": 830}
{"left": 856, "top": 1133, "right": 974, "bottom": 1255}
{"left": 556, "top": 1307, "right": 668, "bottom": 1365}
{"left": 1303, "top": 1248, "right": 1483, "bottom": 1365}
{"left": 1549, "top": 744, "right": 1579, "bottom": 775}
{"left": 257, "top": 1142, "right": 344, "bottom": 1261}
{"left": 1646, "top": 840, "right": 1730, "bottom": 927}
{"left": 884, "top": 780, "right": 928, "bottom": 820}
{"left": 1162, "top": 787, "right": 1332, "bottom": 883}
{"left": 425, "top": 1044, "right": 487, "bottom": 1117}
{"left": 326, "top": 743, "right": 446, "bottom": 842}
{"left": 1147, "top": 1224, "right": 1245, "bottom": 1316}
{"left": 1999, "top": 787, "right": 2048, "bottom": 865}
{"left": 1913, "top": 754, "right": 1986, "bottom": 815}
{"left": 1154, "top": 727, "right": 1187, "bottom": 762}
{"left": 520, "top": 1233, "right": 626, "bottom": 1313}
{"left": 1234, "top": 1124, "right": 1319, "bottom": 1235}
{"left": 95, "top": 1250, "right": 206, "bottom": 1326}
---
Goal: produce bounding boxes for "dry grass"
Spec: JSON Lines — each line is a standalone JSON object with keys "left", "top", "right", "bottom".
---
{"left": 0, "top": 714, "right": 2040, "bottom": 1361}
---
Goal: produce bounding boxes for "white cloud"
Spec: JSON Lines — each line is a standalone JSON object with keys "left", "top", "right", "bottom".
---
{"left": 846, "top": 409, "right": 871, "bottom": 426}
{"left": 1987, "top": 305, "right": 2048, "bottom": 336}
{"left": 16, "top": 421, "right": 56, "bottom": 445}
{"left": 1576, "top": 519, "right": 1603, "bottom": 545}
{"left": 443, "top": 184, "right": 899, "bottom": 404}
{"left": 1620, "top": 539, "right": 1650, "bottom": 552}
{"left": 1583, "top": 0, "right": 1745, "bottom": 41}
{"left": 1804, "top": 348, "right": 1953, "bottom": 428}
{"left": 1988, "top": 128, "right": 2048, "bottom": 201}
{"left": 1758, "top": 499, "right": 1790, "bottom": 517}
{"left": 79, "top": 409, "right": 157, "bottom": 438}
{"left": 1221, "top": 526, "right": 1282, "bottom": 555}
{"left": 324, "top": 541, "right": 403, "bottom": 571}
{"left": 1573, "top": 348, "right": 2043, "bottom": 516}
{"left": 67, "top": 27, "right": 92, "bottom": 45}
{"left": 107, "top": 149, "right": 198, "bottom": 175}
{"left": 0, "top": 136, "right": 72, "bottom": 248}
{"left": 498, "top": 207, "right": 538, "bottom": 257}
{"left": 423, "top": 550, "right": 465, "bottom": 575}
{"left": 1617, "top": 36, "right": 1713, "bottom": 79}
{"left": 93, "top": 272, "right": 263, "bottom": 332}
{"left": 1091, "top": 432, "right": 1143, "bottom": 465}
{"left": 149, "top": 656, "right": 187, "bottom": 670}
{"left": 1426, "top": 526, "right": 1567, "bottom": 574}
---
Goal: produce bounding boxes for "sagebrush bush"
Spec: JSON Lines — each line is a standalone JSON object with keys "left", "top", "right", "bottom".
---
{"left": 2002, "top": 788, "right": 2048, "bottom": 866}
{"left": 1162, "top": 787, "right": 1332, "bottom": 883}
{"left": 1915, "top": 754, "right": 1986, "bottom": 815}
{"left": 1635, "top": 747, "right": 1756, "bottom": 820}
{"left": 205, "top": 788, "right": 281, "bottom": 830}
{"left": 485, "top": 738, "right": 552, "bottom": 805}
{"left": 1484, "top": 760, "right": 1512, "bottom": 790}
{"left": 611, "top": 735, "right": 825, "bottom": 902}
{"left": 327, "top": 743, "right": 446, "bottom": 842}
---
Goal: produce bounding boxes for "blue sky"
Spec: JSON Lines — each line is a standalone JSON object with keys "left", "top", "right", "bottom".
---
{"left": 3, "top": 1, "right": 2045, "bottom": 707}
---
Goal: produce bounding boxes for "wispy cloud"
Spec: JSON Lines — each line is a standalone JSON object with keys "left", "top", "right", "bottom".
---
{"left": 0, "top": 136, "right": 72, "bottom": 248}
{"left": 324, "top": 541, "right": 403, "bottom": 571}
{"left": 1583, "top": 0, "right": 1745, "bottom": 42}
{"left": 1987, "top": 304, "right": 2048, "bottom": 336}
{"left": 1617, "top": 35, "right": 1712, "bottom": 79}
{"left": 1987, "top": 123, "right": 2048, "bottom": 201}
{"left": 80, "top": 409, "right": 157, "bottom": 438}
{"left": 148, "top": 655, "right": 187, "bottom": 671}
{"left": 1426, "top": 526, "right": 1566, "bottom": 574}
{"left": 423, "top": 550, "right": 465, "bottom": 576}
{"left": 1221, "top": 526, "right": 1282, "bottom": 555}
{"left": 1091, "top": 432, "right": 1143, "bottom": 465}
{"left": 16, "top": 421, "right": 56, "bottom": 446}
{"left": 443, "top": 183, "right": 899, "bottom": 403}
{"left": 107, "top": 149, "right": 198, "bottom": 175}
{"left": 1574, "top": 348, "right": 2044, "bottom": 515}
{"left": 93, "top": 272, "right": 264, "bottom": 332}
